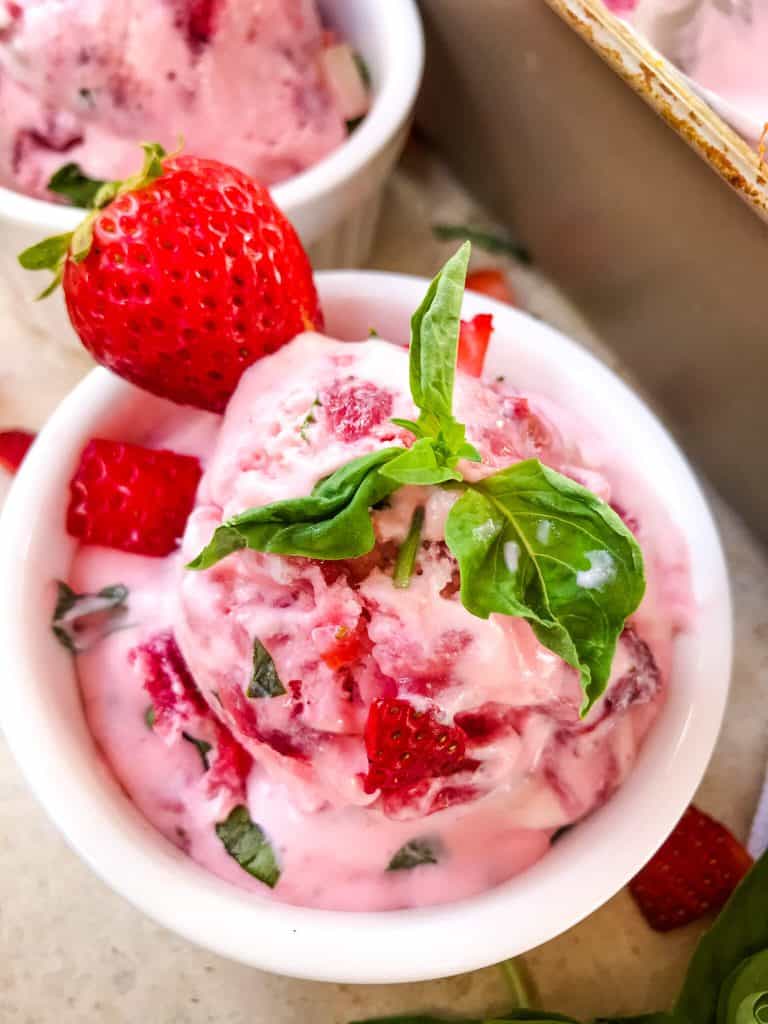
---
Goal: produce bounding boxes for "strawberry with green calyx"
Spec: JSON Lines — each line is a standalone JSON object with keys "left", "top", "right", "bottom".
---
{"left": 19, "top": 143, "right": 322, "bottom": 413}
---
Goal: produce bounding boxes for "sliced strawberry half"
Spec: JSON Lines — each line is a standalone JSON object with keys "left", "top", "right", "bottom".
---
{"left": 0, "top": 429, "right": 35, "bottom": 473}
{"left": 466, "top": 268, "right": 515, "bottom": 304}
{"left": 629, "top": 804, "right": 753, "bottom": 932}
{"left": 66, "top": 438, "right": 202, "bottom": 556}
{"left": 457, "top": 314, "right": 494, "bottom": 378}
{"left": 363, "top": 697, "right": 469, "bottom": 794}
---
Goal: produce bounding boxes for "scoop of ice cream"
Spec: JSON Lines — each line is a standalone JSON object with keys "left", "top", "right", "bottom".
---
{"left": 0, "top": 0, "right": 347, "bottom": 199}
{"left": 175, "top": 333, "right": 676, "bottom": 824}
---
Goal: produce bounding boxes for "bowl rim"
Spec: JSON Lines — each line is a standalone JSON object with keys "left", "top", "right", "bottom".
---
{"left": 0, "top": 0, "right": 424, "bottom": 230}
{"left": 0, "top": 270, "right": 732, "bottom": 983}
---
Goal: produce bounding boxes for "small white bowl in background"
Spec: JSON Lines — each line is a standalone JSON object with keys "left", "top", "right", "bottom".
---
{"left": 0, "top": 273, "right": 731, "bottom": 983}
{"left": 0, "top": 0, "right": 423, "bottom": 361}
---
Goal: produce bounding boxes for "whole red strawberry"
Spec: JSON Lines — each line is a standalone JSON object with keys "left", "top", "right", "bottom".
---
{"left": 20, "top": 144, "right": 322, "bottom": 413}
{"left": 67, "top": 438, "right": 201, "bottom": 556}
{"left": 363, "top": 698, "right": 469, "bottom": 794}
{"left": 629, "top": 804, "right": 753, "bottom": 932}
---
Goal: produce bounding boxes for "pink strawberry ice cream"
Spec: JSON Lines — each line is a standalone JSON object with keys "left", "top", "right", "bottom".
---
{"left": 0, "top": 0, "right": 357, "bottom": 200}
{"left": 68, "top": 333, "right": 690, "bottom": 911}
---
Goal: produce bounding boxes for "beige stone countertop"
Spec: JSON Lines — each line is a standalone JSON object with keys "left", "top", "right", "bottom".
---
{"left": 1, "top": 145, "right": 767, "bottom": 1021}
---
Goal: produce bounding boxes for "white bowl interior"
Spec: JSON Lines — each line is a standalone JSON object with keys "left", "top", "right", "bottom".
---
{"left": 0, "top": 273, "right": 731, "bottom": 984}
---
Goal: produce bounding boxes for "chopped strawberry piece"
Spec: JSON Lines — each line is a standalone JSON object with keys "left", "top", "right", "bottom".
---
{"left": 466, "top": 268, "right": 515, "bottom": 305}
{"left": 319, "top": 620, "right": 371, "bottom": 670}
{"left": 130, "top": 631, "right": 208, "bottom": 738}
{"left": 457, "top": 314, "right": 494, "bottom": 378}
{"left": 207, "top": 722, "right": 253, "bottom": 798}
{"left": 629, "top": 805, "right": 753, "bottom": 932}
{"left": 66, "top": 438, "right": 202, "bottom": 556}
{"left": 0, "top": 429, "right": 34, "bottom": 473}
{"left": 363, "top": 698, "right": 468, "bottom": 794}
{"left": 321, "top": 378, "right": 393, "bottom": 443}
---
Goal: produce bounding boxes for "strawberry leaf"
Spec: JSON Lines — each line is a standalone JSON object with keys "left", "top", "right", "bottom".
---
{"left": 215, "top": 805, "right": 280, "bottom": 887}
{"left": 47, "top": 163, "right": 106, "bottom": 208}
{"left": 445, "top": 459, "right": 644, "bottom": 715}
{"left": 18, "top": 232, "right": 72, "bottom": 272}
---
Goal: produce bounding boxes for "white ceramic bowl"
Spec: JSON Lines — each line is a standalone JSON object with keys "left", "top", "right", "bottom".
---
{"left": 0, "top": 0, "right": 423, "bottom": 360}
{"left": 0, "top": 273, "right": 731, "bottom": 984}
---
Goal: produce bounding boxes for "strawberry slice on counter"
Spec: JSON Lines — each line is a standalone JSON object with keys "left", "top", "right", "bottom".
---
{"left": 457, "top": 313, "right": 494, "bottom": 378}
{"left": 66, "top": 438, "right": 202, "bottom": 556}
{"left": 0, "top": 429, "right": 35, "bottom": 473}
{"left": 466, "top": 267, "right": 516, "bottom": 305}
{"left": 629, "top": 804, "right": 753, "bottom": 932}
{"left": 20, "top": 144, "right": 322, "bottom": 413}
{"left": 363, "top": 697, "right": 469, "bottom": 794}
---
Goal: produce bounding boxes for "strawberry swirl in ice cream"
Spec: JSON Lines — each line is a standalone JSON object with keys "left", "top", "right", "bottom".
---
{"left": 65, "top": 258, "right": 690, "bottom": 911}
{"left": 0, "top": 0, "right": 367, "bottom": 201}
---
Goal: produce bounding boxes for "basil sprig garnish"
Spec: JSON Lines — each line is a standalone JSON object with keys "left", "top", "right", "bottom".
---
{"left": 215, "top": 805, "right": 280, "bottom": 888}
{"left": 189, "top": 243, "right": 645, "bottom": 714}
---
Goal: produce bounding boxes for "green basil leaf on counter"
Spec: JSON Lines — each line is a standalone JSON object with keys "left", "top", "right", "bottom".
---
{"left": 47, "top": 163, "right": 106, "bottom": 208}
{"left": 444, "top": 459, "right": 645, "bottom": 715}
{"left": 188, "top": 448, "right": 403, "bottom": 568}
{"left": 387, "top": 837, "right": 439, "bottom": 871}
{"left": 676, "top": 853, "right": 768, "bottom": 1024}
{"left": 215, "top": 805, "right": 280, "bottom": 888}
{"left": 182, "top": 732, "right": 212, "bottom": 771}
{"left": 248, "top": 639, "right": 286, "bottom": 698}
{"left": 51, "top": 581, "right": 129, "bottom": 652}
{"left": 432, "top": 223, "right": 532, "bottom": 265}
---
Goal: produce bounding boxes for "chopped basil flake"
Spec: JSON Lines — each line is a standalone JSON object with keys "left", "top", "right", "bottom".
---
{"left": 387, "top": 838, "right": 440, "bottom": 871}
{"left": 51, "top": 580, "right": 129, "bottom": 652}
{"left": 248, "top": 638, "right": 286, "bottom": 698}
{"left": 182, "top": 732, "right": 212, "bottom": 770}
{"left": 215, "top": 805, "right": 280, "bottom": 887}
{"left": 144, "top": 705, "right": 156, "bottom": 730}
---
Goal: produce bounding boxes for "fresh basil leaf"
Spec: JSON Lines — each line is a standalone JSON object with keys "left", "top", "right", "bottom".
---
{"left": 676, "top": 852, "right": 768, "bottom": 1024}
{"left": 734, "top": 993, "right": 768, "bottom": 1024}
{"left": 409, "top": 241, "right": 470, "bottom": 423}
{"left": 433, "top": 223, "right": 532, "bottom": 265}
{"left": 393, "top": 507, "right": 425, "bottom": 589}
{"left": 718, "top": 953, "right": 768, "bottom": 1024}
{"left": 215, "top": 805, "right": 280, "bottom": 888}
{"left": 189, "top": 448, "right": 403, "bottom": 568}
{"left": 47, "top": 163, "right": 106, "bottom": 207}
{"left": 387, "top": 836, "right": 438, "bottom": 870}
{"left": 51, "top": 581, "right": 129, "bottom": 652}
{"left": 444, "top": 459, "right": 645, "bottom": 714}
{"left": 382, "top": 439, "right": 462, "bottom": 486}
{"left": 182, "top": 732, "right": 212, "bottom": 770}
{"left": 248, "top": 639, "right": 285, "bottom": 698}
